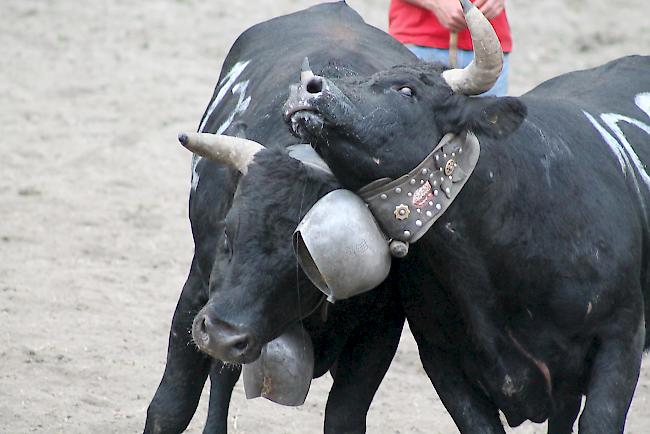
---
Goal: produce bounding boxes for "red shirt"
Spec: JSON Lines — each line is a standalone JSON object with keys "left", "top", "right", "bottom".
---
{"left": 389, "top": 0, "right": 512, "bottom": 53}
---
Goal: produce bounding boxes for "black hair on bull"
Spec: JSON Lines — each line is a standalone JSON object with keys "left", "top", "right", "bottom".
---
{"left": 244, "top": 147, "right": 341, "bottom": 225}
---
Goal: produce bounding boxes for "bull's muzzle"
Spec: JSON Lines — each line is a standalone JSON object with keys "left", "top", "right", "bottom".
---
{"left": 192, "top": 307, "right": 259, "bottom": 364}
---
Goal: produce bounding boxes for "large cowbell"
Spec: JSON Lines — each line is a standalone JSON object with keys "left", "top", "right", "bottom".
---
{"left": 293, "top": 189, "right": 392, "bottom": 303}
{"left": 242, "top": 323, "right": 314, "bottom": 406}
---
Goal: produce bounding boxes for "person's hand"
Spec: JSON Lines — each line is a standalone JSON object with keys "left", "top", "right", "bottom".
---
{"left": 427, "top": 0, "right": 467, "bottom": 33}
{"left": 474, "top": 0, "right": 505, "bottom": 20}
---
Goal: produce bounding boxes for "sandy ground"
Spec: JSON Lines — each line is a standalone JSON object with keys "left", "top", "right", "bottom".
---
{"left": 1, "top": 0, "right": 649, "bottom": 433}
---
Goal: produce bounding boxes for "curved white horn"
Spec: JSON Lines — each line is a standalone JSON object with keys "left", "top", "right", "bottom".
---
{"left": 178, "top": 132, "right": 264, "bottom": 174}
{"left": 442, "top": 0, "right": 503, "bottom": 95}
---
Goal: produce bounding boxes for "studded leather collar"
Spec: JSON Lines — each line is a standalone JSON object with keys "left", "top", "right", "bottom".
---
{"left": 358, "top": 131, "right": 480, "bottom": 243}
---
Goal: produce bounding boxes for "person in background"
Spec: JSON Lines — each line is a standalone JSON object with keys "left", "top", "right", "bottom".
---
{"left": 389, "top": 0, "right": 512, "bottom": 96}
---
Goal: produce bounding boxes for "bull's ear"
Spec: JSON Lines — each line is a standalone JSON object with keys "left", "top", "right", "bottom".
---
{"left": 437, "top": 95, "right": 527, "bottom": 139}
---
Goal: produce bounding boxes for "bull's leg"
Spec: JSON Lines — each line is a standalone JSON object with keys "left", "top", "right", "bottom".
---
{"left": 578, "top": 311, "right": 644, "bottom": 433}
{"left": 547, "top": 395, "right": 581, "bottom": 434}
{"left": 397, "top": 253, "right": 505, "bottom": 433}
{"left": 144, "top": 258, "right": 212, "bottom": 434}
{"left": 323, "top": 299, "right": 405, "bottom": 434}
{"left": 202, "top": 362, "right": 241, "bottom": 434}
{"left": 415, "top": 340, "right": 506, "bottom": 434}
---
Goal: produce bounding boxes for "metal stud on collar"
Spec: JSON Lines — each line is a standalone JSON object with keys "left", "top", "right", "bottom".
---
{"left": 444, "top": 159, "right": 456, "bottom": 176}
{"left": 394, "top": 204, "right": 410, "bottom": 220}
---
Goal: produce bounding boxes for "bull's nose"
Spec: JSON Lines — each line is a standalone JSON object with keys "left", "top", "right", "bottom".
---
{"left": 305, "top": 76, "right": 324, "bottom": 94}
{"left": 192, "top": 310, "right": 255, "bottom": 362}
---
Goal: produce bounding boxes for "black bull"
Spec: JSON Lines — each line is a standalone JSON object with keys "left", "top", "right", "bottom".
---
{"left": 282, "top": 37, "right": 650, "bottom": 434}
{"left": 144, "top": 3, "right": 416, "bottom": 434}
{"left": 143, "top": 2, "right": 650, "bottom": 434}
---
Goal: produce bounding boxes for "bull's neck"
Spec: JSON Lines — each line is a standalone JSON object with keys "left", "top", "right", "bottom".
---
{"left": 320, "top": 137, "right": 435, "bottom": 193}
{"left": 441, "top": 131, "right": 522, "bottom": 226}
{"left": 416, "top": 128, "right": 528, "bottom": 337}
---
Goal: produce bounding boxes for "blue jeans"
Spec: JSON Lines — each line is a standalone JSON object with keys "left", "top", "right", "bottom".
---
{"left": 406, "top": 45, "right": 510, "bottom": 96}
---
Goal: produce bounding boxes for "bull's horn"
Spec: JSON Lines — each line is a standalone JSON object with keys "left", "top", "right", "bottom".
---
{"left": 178, "top": 132, "right": 264, "bottom": 174}
{"left": 301, "top": 57, "right": 314, "bottom": 81}
{"left": 441, "top": 0, "right": 503, "bottom": 95}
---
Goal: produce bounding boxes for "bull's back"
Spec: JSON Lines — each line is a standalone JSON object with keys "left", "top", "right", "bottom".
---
{"left": 524, "top": 55, "right": 650, "bottom": 164}
{"left": 520, "top": 56, "right": 650, "bottom": 212}
{"left": 508, "top": 56, "right": 650, "bottom": 307}
{"left": 525, "top": 55, "right": 650, "bottom": 109}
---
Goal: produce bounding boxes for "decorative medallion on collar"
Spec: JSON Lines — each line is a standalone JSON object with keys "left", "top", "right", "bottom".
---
{"left": 358, "top": 131, "right": 480, "bottom": 243}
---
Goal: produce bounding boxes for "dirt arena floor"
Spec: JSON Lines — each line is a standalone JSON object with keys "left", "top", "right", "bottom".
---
{"left": 2, "top": 0, "right": 649, "bottom": 433}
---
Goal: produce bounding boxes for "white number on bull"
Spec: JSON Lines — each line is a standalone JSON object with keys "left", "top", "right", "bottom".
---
{"left": 584, "top": 92, "right": 650, "bottom": 209}
{"left": 192, "top": 60, "right": 252, "bottom": 190}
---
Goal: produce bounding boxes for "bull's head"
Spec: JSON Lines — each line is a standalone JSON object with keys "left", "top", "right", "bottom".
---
{"left": 179, "top": 133, "right": 337, "bottom": 364}
{"left": 283, "top": 0, "right": 526, "bottom": 191}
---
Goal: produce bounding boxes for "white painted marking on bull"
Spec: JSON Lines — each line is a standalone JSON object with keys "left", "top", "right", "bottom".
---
{"left": 584, "top": 112, "right": 627, "bottom": 175}
{"left": 191, "top": 154, "right": 202, "bottom": 190}
{"left": 526, "top": 117, "right": 574, "bottom": 189}
{"left": 600, "top": 112, "right": 650, "bottom": 190}
{"left": 585, "top": 92, "right": 650, "bottom": 221}
{"left": 216, "top": 81, "right": 251, "bottom": 135}
{"left": 636, "top": 92, "right": 650, "bottom": 120}
{"left": 199, "top": 60, "right": 251, "bottom": 133}
{"left": 191, "top": 60, "right": 252, "bottom": 190}
{"left": 526, "top": 118, "right": 574, "bottom": 158}
{"left": 189, "top": 81, "right": 251, "bottom": 191}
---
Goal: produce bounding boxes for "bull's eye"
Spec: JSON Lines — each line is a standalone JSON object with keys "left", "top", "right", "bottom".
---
{"left": 398, "top": 86, "right": 414, "bottom": 97}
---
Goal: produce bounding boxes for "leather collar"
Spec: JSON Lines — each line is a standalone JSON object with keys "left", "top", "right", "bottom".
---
{"left": 358, "top": 131, "right": 480, "bottom": 243}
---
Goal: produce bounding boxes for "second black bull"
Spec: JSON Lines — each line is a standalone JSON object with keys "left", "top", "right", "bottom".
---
{"left": 188, "top": 6, "right": 650, "bottom": 434}
{"left": 282, "top": 17, "right": 650, "bottom": 434}
{"left": 144, "top": 2, "right": 416, "bottom": 434}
